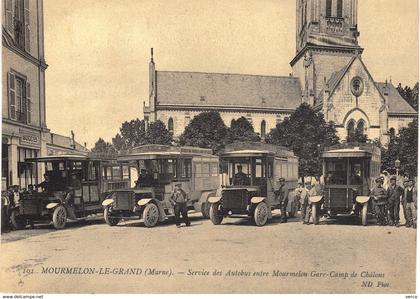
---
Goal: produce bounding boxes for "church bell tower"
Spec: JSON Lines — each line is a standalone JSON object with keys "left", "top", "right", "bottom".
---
{"left": 291, "top": 0, "right": 363, "bottom": 106}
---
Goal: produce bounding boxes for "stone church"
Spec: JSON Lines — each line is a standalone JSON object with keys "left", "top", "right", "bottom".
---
{"left": 143, "top": 0, "right": 417, "bottom": 144}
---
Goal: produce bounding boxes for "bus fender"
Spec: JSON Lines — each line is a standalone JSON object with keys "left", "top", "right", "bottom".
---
{"left": 308, "top": 195, "right": 323, "bottom": 203}
{"left": 208, "top": 196, "right": 221, "bottom": 204}
{"left": 356, "top": 196, "right": 370, "bottom": 204}
{"left": 250, "top": 197, "right": 266, "bottom": 204}
{"left": 200, "top": 191, "right": 216, "bottom": 204}
{"left": 102, "top": 198, "right": 114, "bottom": 207}
{"left": 137, "top": 198, "right": 153, "bottom": 206}
{"left": 46, "top": 203, "right": 59, "bottom": 209}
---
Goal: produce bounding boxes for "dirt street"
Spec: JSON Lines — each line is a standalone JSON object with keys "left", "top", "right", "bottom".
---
{"left": 0, "top": 212, "right": 416, "bottom": 294}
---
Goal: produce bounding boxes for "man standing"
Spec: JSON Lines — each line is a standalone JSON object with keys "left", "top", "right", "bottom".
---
{"left": 370, "top": 177, "right": 388, "bottom": 226}
{"left": 290, "top": 182, "right": 303, "bottom": 218}
{"left": 300, "top": 181, "right": 313, "bottom": 224}
{"left": 402, "top": 179, "right": 417, "bottom": 228}
{"left": 170, "top": 183, "right": 191, "bottom": 228}
{"left": 387, "top": 176, "right": 404, "bottom": 227}
{"left": 274, "top": 178, "right": 287, "bottom": 223}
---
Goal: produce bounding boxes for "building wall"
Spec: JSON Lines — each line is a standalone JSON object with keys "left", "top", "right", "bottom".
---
{"left": 156, "top": 109, "right": 291, "bottom": 138}
{"left": 324, "top": 58, "right": 383, "bottom": 141}
{"left": 388, "top": 116, "right": 416, "bottom": 134}
{"left": 2, "top": 0, "right": 47, "bottom": 189}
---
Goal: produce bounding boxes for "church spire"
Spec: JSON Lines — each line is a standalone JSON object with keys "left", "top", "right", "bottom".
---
{"left": 150, "top": 47, "right": 154, "bottom": 63}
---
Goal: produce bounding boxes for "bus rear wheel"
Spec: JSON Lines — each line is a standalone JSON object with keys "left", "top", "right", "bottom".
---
{"left": 209, "top": 203, "right": 223, "bottom": 225}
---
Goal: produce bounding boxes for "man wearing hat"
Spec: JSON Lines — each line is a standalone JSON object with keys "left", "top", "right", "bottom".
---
{"left": 170, "top": 183, "right": 191, "bottom": 228}
{"left": 274, "top": 178, "right": 288, "bottom": 223}
{"left": 387, "top": 175, "right": 404, "bottom": 226}
{"left": 370, "top": 177, "right": 388, "bottom": 225}
{"left": 402, "top": 179, "right": 417, "bottom": 228}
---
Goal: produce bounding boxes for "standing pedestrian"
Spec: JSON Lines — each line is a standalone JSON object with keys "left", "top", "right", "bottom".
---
{"left": 370, "top": 177, "right": 388, "bottom": 226}
{"left": 300, "top": 181, "right": 311, "bottom": 224}
{"left": 274, "top": 178, "right": 288, "bottom": 223}
{"left": 170, "top": 183, "right": 191, "bottom": 228}
{"left": 387, "top": 176, "right": 404, "bottom": 227}
{"left": 290, "top": 182, "right": 303, "bottom": 218}
{"left": 402, "top": 179, "right": 417, "bottom": 228}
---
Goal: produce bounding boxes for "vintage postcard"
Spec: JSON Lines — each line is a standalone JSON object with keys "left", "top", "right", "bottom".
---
{"left": 1, "top": 0, "right": 418, "bottom": 295}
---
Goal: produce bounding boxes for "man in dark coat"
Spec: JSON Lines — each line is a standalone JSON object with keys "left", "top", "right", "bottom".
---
{"left": 387, "top": 176, "right": 404, "bottom": 226}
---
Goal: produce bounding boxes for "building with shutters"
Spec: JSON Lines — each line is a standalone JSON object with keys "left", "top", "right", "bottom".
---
{"left": 2, "top": 0, "right": 87, "bottom": 190}
{"left": 144, "top": 0, "right": 417, "bottom": 143}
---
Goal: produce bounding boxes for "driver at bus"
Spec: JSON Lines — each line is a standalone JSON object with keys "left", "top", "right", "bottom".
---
{"left": 36, "top": 173, "right": 51, "bottom": 191}
{"left": 233, "top": 165, "right": 249, "bottom": 185}
{"left": 136, "top": 169, "right": 154, "bottom": 187}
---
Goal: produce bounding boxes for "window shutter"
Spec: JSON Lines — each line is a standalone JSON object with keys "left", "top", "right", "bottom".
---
{"left": 8, "top": 72, "right": 16, "bottom": 120}
{"left": 24, "top": 0, "right": 30, "bottom": 52}
{"left": 5, "top": 0, "right": 13, "bottom": 34}
{"left": 26, "top": 81, "right": 31, "bottom": 124}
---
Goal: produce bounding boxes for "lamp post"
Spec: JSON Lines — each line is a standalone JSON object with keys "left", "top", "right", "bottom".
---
{"left": 395, "top": 159, "right": 401, "bottom": 178}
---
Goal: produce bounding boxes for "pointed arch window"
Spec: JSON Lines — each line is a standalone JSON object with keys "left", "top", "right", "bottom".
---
{"left": 261, "top": 120, "right": 266, "bottom": 138}
{"left": 347, "top": 119, "right": 356, "bottom": 137}
{"left": 168, "top": 117, "right": 174, "bottom": 133}
{"left": 356, "top": 119, "right": 366, "bottom": 135}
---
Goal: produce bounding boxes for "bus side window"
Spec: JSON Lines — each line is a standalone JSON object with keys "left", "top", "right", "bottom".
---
{"left": 181, "top": 159, "right": 192, "bottom": 178}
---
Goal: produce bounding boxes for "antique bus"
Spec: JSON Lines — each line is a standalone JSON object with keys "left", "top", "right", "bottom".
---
{"left": 208, "top": 142, "right": 299, "bottom": 226}
{"left": 102, "top": 145, "right": 219, "bottom": 227}
{"left": 311, "top": 143, "right": 381, "bottom": 225}
{"left": 10, "top": 153, "right": 130, "bottom": 229}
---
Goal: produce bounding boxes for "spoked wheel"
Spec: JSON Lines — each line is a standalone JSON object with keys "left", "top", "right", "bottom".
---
{"left": 10, "top": 209, "right": 26, "bottom": 230}
{"left": 312, "top": 203, "right": 319, "bottom": 225}
{"left": 361, "top": 202, "right": 368, "bottom": 226}
{"left": 104, "top": 206, "right": 120, "bottom": 226}
{"left": 143, "top": 203, "right": 159, "bottom": 227}
{"left": 209, "top": 203, "right": 223, "bottom": 225}
{"left": 254, "top": 202, "right": 268, "bottom": 227}
{"left": 52, "top": 205, "right": 67, "bottom": 229}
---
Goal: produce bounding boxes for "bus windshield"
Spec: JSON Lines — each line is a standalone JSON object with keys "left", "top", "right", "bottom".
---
{"left": 133, "top": 158, "right": 181, "bottom": 187}
{"left": 38, "top": 160, "right": 84, "bottom": 192}
{"left": 224, "top": 156, "right": 267, "bottom": 186}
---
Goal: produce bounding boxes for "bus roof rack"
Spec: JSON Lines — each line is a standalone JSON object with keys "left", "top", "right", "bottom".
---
{"left": 119, "top": 144, "right": 214, "bottom": 158}
{"left": 221, "top": 142, "right": 295, "bottom": 158}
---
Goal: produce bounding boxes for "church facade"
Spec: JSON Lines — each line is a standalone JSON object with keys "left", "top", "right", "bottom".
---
{"left": 144, "top": 0, "right": 417, "bottom": 143}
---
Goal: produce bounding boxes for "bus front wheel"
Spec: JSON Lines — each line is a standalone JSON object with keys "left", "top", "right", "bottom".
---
{"left": 143, "top": 203, "right": 159, "bottom": 227}
{"left": 361, "top": 202, "right": 368, "bottom": 226}
{"left": 312, "top": 203, "right": 319, "bottom": 225}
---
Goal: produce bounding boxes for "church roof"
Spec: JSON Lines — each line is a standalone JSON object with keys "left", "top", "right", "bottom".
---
{"left": 155, "top": 71, "right": 302, "bottom": 111}
{"left": 375, "top": 82, "right": 417, "bottom": 115}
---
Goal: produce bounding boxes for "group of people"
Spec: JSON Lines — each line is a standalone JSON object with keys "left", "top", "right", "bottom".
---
{"left": 370, "top": 175, "right": 417, "bottom": 228}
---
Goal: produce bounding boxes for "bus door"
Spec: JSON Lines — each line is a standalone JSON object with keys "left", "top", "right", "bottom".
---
{"left": 82, "top": 161, "right": 101, "bottom": 207}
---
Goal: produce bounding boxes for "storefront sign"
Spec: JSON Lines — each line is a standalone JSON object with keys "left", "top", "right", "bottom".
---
{"left": 18, "top": 129, "right": 40, "bottom": 147}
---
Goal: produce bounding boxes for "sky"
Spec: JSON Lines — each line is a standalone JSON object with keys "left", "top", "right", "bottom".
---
{"left": 43, "top": 0, "right": 419, "bottom": 148}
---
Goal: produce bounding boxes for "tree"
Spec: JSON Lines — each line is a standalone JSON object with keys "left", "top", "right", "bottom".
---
{"left": 266, "top": 103, "right": 340, "bottom": 178}
{"left": 229, "top": 117, "right": 260, "bottom": 142}
{"left": 397, "top": 119, "right": 418, "bottom": 177}
{"left": 397, "top": 82, "right": 419, "bottom": 111}
{"left": 346, "top": 130, "right": 368, "bottom": 143}
{"left": 381, "top": 119, "right": 418, "bottom": 177}
{"left": 91, "top": 138, "right": 117, "bottom": 154}
{"left": 179, "top": 111, "right": 230, "bottom": 153}
{"left": 112, "top": 118, "right": 147, "bottom": 150}
{"left": 145, "top": 120, "right": 173, "bottom": 145}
